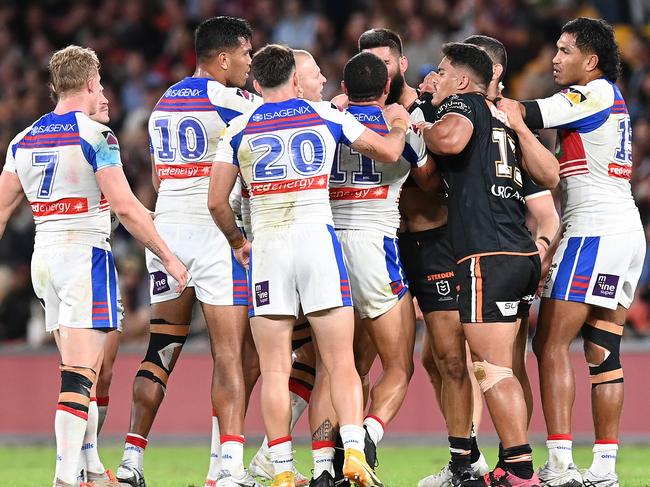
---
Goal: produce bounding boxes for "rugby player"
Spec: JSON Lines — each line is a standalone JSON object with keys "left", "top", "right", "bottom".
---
{"left": 417, "top": 35, "right": 560, "bottom": 487}
{"left": 248, "top": 49, "right": 327, "bottom": 487}
{"left": 0, "top": 45, "right": 188, "bottom": 487}
{"left": 355, "top": 28, "right": 489, "bottom": 483}
{"left": 115, "top": 17, "right": 262, "bottom": 487}
{"left": 419, "top": 42, "right": 558, "bottom": 486}
{"left": 208, "top": 43, "right": 411, "bottom": 487}
{"left": 520, "top": 18, "right": 644, "bottom": 487}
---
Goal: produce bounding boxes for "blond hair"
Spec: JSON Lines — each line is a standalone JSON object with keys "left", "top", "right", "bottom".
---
{"left": 49, "top": 45, "right": 100, "bottom": 96}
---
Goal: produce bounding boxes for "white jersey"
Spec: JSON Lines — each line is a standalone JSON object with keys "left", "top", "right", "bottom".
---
{"left": 530, "top": 78, "right": 641, "bottom": 235}
{"left": 4, "top": 111, "right": 121, "bottom": 246}
{"left": 214, "top": 98, "right": 366, "bottom": 235}
{"left": 149, "top": 77, "right": 261, "bottom": 224}
{"left": 329, "top": 104, "right": 427, "bottom": 236}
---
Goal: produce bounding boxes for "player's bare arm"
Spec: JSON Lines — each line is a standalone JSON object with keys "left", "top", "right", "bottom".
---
{"left": 419, "top": 113, "right": 473, "bottom": 155}
{"left": 95, "top": 166, "right": 188, "bottom": 292}
{"left": 207, "top": 161, "right": 247, "bottom": 250}
{"left": 408, "top": 154, "right": 442, "bottom": 192}
{"left": 150, "top": 155, "right": 161, "bottom": 193}
{"left": 498, "top": 97, "right": 559, "bottom": 189}
{"left": 0, "top": 171, "right": 25, "bottom": 238}
{"left": 351, "top": 103, "right": 409, "bottom": 162}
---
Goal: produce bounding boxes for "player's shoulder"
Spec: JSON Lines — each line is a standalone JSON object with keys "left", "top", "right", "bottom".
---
{"left": 555, "top": 78, "right": 615, "bottom": 108}
{"left": 435, "top": 92, "right": 482, "bottom": 117}
{"left": 207, "top": 79, "right": 262, "bottom": 110}
{"left": 76, "top": 113, "right": 117, "bottom": 146}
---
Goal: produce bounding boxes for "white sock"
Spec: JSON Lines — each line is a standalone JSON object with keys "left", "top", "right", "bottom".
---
{"left": 590, "top": 442, "right": 618, "bottom": 476}
{"left": 206, "top": 410, "right": 221, "bottom": 479}
{"left": 339, "top": 424, "right": 365, "bottom": 454}
{"left": 220, "top": 435, "right": 245, "bottom": 476}
{"left": 289, "top": 390, "right": 309, "bottom": 430}
{"left": 121, "top": 433, "right": 148, "bottom": 472}
{"left": 312, "top": 441, "right": 335, "bottom": 477}
{"left": 546, "top": 437, "right": 574, "bottom": 471}
{"left": 260, "top": 436, "right": 270, "bottom": 457}
{"left": 268, "top": 436, "right": 293, "bottom": 476}
{"left": 96, "top": 397, "right": 109, "bottom": 434}
{"left": 54, "top": 407, "right": 88, "bottom": 484}
{"left": 83, "top": 400, "right": 105, "bottom": 474}
{"left": 363, "top": 416, "right": 384, "bottom": 446}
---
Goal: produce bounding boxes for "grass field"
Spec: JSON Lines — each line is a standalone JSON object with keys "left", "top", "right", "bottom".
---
{"left": 2, "top": 445, "right": 649, "bottom": 487}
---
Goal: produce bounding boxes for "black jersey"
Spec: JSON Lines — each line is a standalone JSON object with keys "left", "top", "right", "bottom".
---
{"left": 433, "top": 92, "right": 538, "bottom": 262}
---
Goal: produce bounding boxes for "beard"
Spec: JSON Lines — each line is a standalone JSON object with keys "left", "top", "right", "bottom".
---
{"left": 386, "top": 71, "right": 405, "bottom": 105}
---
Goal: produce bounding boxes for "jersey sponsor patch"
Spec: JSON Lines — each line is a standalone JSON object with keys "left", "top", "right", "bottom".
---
{"left": 436, "top": 94, "right": 472, "bottom": 118}
{"left": 592, "top": 273, "right": 619, "bottom": 299}
{"left": 607, "top": 163, "right": 632, "bottom": 180}
{"left": 560, "top": 87, "right": 587, "bottom": 106}
{"left": 156, "top": 162, "right": 212, "bottom": 179}
{"left": 102, "top": 130, "right": 119, "bottom": 149}
{"left": 329, "top": 185, "right": 389, "bottom": 200}
{"left": 250, "top": 174, "right": 328, "bottom": 196}
{"left": 30, "top": 197, "right": 89, "bottom": 216}
{"left": 236, "top": 88, "right": 253, "bottom": 101}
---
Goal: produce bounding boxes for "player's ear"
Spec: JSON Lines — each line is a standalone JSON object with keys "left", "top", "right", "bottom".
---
{"left": 493, "top": 64, "right": 504, "bottom": 84}
{"left": 341, "top": 80, "right": 348, "bottom": 96}
{"left": 218, "top": 51, "right": 229, "bottom": 70}
{"left": 458, "top": 74, "right": 470, "bottom": 90}
{"left": 399, "top": 55, "right": 408, "bottom": 74}
{"left": 253, "top": 79, "right": 262, "bottom": 95}
{"left": 384, "top": 77, "right": 391, "bottom": 96}
{"left": 584, "top": 53, "right": 599, "bottom": 74}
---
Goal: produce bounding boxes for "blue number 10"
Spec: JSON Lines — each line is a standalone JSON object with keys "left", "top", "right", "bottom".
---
{"left": 32, "top": 152, "right": 59, "bottom": 198}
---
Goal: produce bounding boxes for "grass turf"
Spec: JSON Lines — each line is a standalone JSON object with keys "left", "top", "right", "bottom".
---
{"left": 1, "top": 445, "right": 649, "bottom": 486}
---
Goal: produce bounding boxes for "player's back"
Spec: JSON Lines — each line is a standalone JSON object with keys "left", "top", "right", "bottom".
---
{"left": 528, "top": 78, "right": 641, "bottom": 235}
{"left": 330, "top": 104, "right": 426, "bottom": 236}
{"left": 149, "top": 77, "right": 259, "bottom": 224}
{"left": 6, "top": 111, "right": 120, "bottom": 246}
{"left": 436, "top": 93, "right": 537, "bottom": 262}
{"left": 218, "top": 98, "right": 366, "bottom": 236}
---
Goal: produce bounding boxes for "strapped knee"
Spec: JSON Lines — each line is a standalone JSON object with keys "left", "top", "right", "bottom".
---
{"left": 289, "top": 360, "right": 316, "bottom": 402}
{"left": 473, "top": 360, "right": 513, "bottom": 392}
{"left": 581, "top": 320, "right": 623, "bottom": 388}
{"left": 58, "top": 364, "right": 96, "bottom": 419}
{"left": 291, "top": 319, "right": 312, "bottom": 351}
{"left": 136, "top": 319, "right": 189, "bottom": 389}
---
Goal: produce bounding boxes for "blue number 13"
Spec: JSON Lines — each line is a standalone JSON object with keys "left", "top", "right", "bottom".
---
{"left": 32, "top": 152, "right": 59, "bottom": 198}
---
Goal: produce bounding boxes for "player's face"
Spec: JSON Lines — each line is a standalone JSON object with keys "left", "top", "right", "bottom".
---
{"left": 92, "top": 87, "right": 110, "bottom": 124}
{"left": 364, "top": 46, "right": 405, "bottom": 104}
{"left": 430, "top": 57, "right": 460, "bottom": 106}
{"left": 296, "top": 55, "right": 327, "bottom": 101}
{"left": 552, "top": 32, "right": 589, "bottom": 86}
{"left": 227, "top": 37, "right": 253, "bottom": 88}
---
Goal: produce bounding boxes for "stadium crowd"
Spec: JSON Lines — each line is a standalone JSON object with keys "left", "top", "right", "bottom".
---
{"left": 0, "top": 0, "right": 649, "bottom": 344}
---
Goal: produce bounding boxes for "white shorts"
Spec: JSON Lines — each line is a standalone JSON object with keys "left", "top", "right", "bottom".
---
{"left": 248, "top": 224, "right": 352, "bottom": 317}
{"left": 336, "top": 230, "right": 408, "bottom": 319}
{"left": 146, "top": 222, "right": 248, "bottom": 306}
{"left": 31, "top": 243, "right": 122, "bottom": 332}
{"left": 542, "top": 230, "right": 646, "bottom": 309}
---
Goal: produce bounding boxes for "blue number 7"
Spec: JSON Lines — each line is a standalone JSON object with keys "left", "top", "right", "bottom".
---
{"left": 32, "top": 152, "right": 59, "bottom": 198}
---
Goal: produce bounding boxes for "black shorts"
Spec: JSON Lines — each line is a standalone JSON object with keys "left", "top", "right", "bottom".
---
{"left": 456, "top": 253, "right": 540, "bottom": 323}
{"left": 398, "top": 226, "right": 458, "bottom": 312}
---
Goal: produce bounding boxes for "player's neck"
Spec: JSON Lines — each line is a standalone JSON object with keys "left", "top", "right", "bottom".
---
{"left": 262, "top": 84, "right": 299, "bottom": 103}
{"left": 349, "top": 101, "right": 385, "bottom": 109}
{"left": 400, "top": 84, "right": 418, "bottom": 109}
{"left": 194, "top": 65, "right": 228, "bottom": 85}
{"left": 577, "top": 69, "right": 604, "bottom": 86}
{"left": 53, "top": 95, "right": 91, "bottom": 116}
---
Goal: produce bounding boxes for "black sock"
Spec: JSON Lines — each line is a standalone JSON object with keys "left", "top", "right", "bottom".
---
{"left": 470, "top": 426, "right": 481, "bottom": 464}
{"left": 449, "top": 436, "right": 472, "bottom": 472}
{"left": 502, "top": 444, "right": 534, "bottom": 479}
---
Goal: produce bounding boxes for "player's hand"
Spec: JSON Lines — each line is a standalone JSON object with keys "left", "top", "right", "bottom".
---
{"left": 234, "top": 239, "right": 251, "bottom": 271}
{"left": 415, "top": 121, "right": 433, "bottom": 132}
{"left": 496, "top": 97, "right": 526, "bottom": 132}
{"left": 384, "top": 103, "right": 410, "bottom": 127}
{"left": 163, "top": 255, "right": 189, "bottom": 294}
{"left": 536, "top": 240, "right": 554, "bottom": 296}
{"left": 419, "top": 71, "right": 436, "bottom": 94}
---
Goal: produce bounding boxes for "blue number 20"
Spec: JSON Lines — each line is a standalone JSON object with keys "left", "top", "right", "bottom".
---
{"left": 250, "top": 130, "right": 325, "bottom": 181}
{"left": 32, "top": 152, "right": 59, "bottom": 198}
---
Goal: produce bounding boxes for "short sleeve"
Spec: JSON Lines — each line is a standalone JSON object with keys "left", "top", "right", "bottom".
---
{"left": 78, "top": 116, "right": 122, "bottom": 172}
{"left": 434, "top": 94, "right": 476, "bottom": 126}
{"left": 522, "top": 170, "right": 550, "bottom": 200}
{"left": 528, "top": 81, "right": 614, "bottom": 133}
{"left": 214, "top": 123, "right": 240, "bottom": 167}
{"left": 402, "top": 126, "right": 428, "bottom": 168}
{"left": 3, "top": 143, "right": 17, "bottom": 174}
